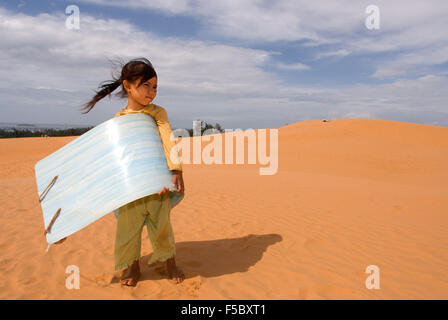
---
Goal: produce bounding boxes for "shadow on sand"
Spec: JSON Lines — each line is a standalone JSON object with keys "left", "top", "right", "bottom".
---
{"left": 112, "top": 233, "right": 282, "bottom": 283}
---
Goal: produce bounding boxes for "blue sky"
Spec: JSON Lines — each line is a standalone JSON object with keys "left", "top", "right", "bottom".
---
{"left": 1, "top": 0, "right": 447, "bottom": 129}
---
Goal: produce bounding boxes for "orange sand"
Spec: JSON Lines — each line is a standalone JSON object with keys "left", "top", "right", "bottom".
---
{"left": 0, "top": 118, "right": 447, "bottom": 299}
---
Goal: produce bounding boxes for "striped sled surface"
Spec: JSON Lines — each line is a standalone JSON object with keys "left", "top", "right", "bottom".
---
{"left": 35, "top": 113, "right": 184, "bottom": 244}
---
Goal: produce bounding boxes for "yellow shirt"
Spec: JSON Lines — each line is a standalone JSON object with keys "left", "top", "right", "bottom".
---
{"left": 114, "top": 104, "right": 182, "bottom": 172}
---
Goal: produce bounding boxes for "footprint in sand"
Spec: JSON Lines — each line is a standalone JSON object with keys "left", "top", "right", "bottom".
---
{"left": 186, "top": 277, "right": 202, "bottom": 297}
{"left": 392, "top": 204, "right": 405, "bottom": 212}
{"left": 93, "top": 273, "right": 114, "bottom": 287}
{"left": 153, "top": 264, "right": 202, "bottom": 296}
{"left": 0, "top": 258, "right": 17, "bottom": 272}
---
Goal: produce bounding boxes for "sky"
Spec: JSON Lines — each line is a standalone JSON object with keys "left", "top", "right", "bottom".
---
{"left": 0, "top": 0, "right": 447, "bottom": 129}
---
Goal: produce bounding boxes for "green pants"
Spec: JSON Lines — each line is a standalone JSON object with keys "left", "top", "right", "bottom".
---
{"left": 114, "top": 193, "right": 176, "bottom": 270}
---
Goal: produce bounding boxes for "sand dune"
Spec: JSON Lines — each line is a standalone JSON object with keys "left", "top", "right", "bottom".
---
{"left": 0, "top": 118, "right": 447, "bottom": 299}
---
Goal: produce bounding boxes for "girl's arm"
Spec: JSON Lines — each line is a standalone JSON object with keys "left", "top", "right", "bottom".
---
{"left": 154, "top": 107, "right": 185, "bottom": 194}
{"left": 153, "top": 107, "right": 183, "bottom": 172}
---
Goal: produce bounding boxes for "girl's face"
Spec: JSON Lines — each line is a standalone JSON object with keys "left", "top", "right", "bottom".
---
{"left": 125, "top": 76, "right": 158, "bottom": 106}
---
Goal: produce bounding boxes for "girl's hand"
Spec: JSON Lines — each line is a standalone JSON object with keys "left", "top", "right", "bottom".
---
{"left": 157, "top": 170, "right": 184, "bottom": 195}
{"left": 157, "top": 187, "right": 170, "bottom": 195}
{"left": 172, "top": 170, "right": 185, "bottom": 193}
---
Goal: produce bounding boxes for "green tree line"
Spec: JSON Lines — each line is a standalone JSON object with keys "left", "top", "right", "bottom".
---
{"left": 0, "top": 127, "right": 94, "bottom": 138}
{"left": 0, "top": 120, "right": 224, "bottom": 138}
{"left": 181, "top": 120, "right": 224, "bottom": 137}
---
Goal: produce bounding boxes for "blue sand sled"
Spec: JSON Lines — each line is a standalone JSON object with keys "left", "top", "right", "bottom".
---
{"left": 34, "top": 113, "right": 184, "bottom": 244}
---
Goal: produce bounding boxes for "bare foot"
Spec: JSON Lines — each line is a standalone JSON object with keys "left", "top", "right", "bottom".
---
{"left": 120, "top": 260, "right": 141, "bottom": 287}
{"left": 166, "top": 257, "right": 185, "bottom": 284}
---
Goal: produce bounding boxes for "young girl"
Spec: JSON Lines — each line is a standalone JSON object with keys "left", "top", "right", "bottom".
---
{"left": 61, "top": 57, "right": 185, "bottom": 286}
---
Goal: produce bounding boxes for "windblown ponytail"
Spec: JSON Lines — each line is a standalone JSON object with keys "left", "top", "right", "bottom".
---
{"left": 80, "top": 77, "right": 121, "bottom": 114}
{"left": 80, "top": 57, "right": 157, "bottom": 114}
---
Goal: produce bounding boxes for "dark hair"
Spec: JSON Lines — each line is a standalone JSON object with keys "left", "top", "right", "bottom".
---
{"left": 80, "top": 57, "right": 157, "bottom": 114}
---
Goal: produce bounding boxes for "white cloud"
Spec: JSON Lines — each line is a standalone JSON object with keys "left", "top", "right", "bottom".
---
{"left": 76, "top": 0, "right": 448, "bottom": 79}
{"left": 0, "top": 7, "right": 283, "bottom": 127}
{"left": 315, "top": 49, "right": 351, "bottom": 60}
{"left": 276, "top": 62, "right": 310, "bottom": 71}
{"left": 0, "top": 6, "right": 447, "bottom": 130}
